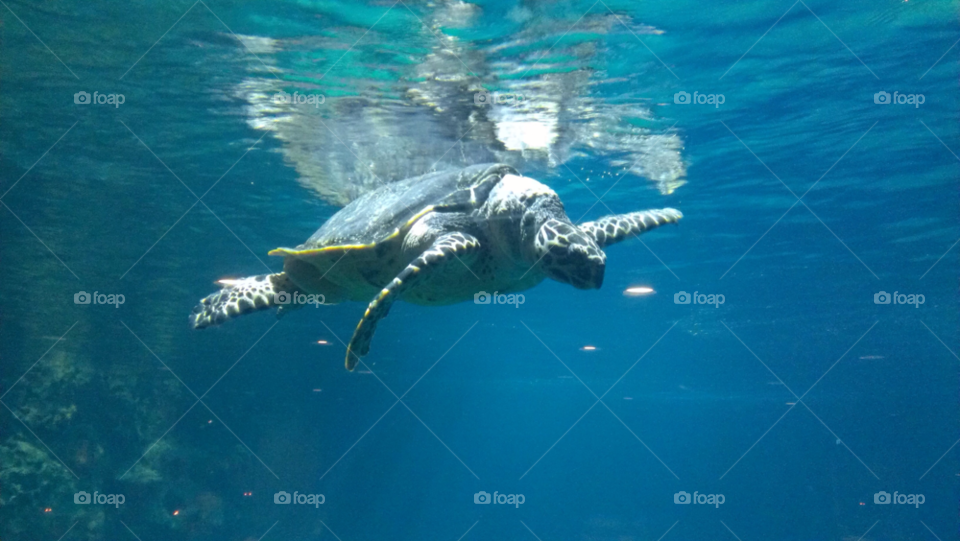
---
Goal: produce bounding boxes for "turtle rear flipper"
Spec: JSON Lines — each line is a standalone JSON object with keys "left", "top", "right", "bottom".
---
{"left": 345, "top": 232, "right": 481, "bottom": 370}
{"left": 191, "top": 273, "right": 297, "bottom": 329}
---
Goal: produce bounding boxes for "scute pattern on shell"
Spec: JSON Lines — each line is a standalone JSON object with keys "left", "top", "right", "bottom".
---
{"left": 301, "top": 163, "right": 517, "bottom": 250}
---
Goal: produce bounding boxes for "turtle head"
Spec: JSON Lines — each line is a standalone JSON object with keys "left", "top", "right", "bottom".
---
{"left": 503, "top": 174, "right": 605, "bottom": 288}
{"left": 534, "top": 219, "right": 606, "bottom": 289}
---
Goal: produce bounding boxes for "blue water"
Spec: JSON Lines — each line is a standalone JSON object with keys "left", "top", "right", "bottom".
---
{"left": 1, "top": 1, "right": 957, "bottom": 540}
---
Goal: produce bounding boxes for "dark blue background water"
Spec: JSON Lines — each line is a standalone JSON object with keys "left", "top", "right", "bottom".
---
{"left": 1, "top": 1, "right": 957, "bottom": 540}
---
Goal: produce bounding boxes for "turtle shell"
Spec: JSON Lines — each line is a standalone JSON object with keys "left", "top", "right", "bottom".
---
{"left": 301, "top": 163, "right": 517, "bottom": 250}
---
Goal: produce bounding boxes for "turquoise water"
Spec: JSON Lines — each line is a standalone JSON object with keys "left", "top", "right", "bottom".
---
{"left": 1, "top": 0, "right": 957, "bottom": 539}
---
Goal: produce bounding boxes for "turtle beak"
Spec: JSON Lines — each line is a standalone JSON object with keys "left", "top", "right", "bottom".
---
{"left": 591, "top": 261, "right": 605, "bottom": 289}
{"left": 568, "top": 246, "right": 605, "bottom": 289}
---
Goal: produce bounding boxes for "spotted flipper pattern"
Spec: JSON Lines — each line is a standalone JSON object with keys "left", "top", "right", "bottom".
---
{"left": 578, "top": 208, "right": 682, "bottom": 248}
{"left": 191, "top": 273, "right": 298, "bottom": 329}
{"left": 345, "top": 232, "right": 481, "bottom": 370}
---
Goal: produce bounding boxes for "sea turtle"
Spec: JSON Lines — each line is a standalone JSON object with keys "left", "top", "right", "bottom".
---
{"left": 191, "top": 164, "right": 682, "bottom": 370}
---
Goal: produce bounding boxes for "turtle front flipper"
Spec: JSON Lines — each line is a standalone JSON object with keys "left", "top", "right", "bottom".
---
{"left": 345, "top": 232, "right": 481, "bottom": 371}
{"left": 579, "top": 208, "right": 682, "bottom": 248}
{"left": 191, "top": 273, "right": 298, "bottom": 329}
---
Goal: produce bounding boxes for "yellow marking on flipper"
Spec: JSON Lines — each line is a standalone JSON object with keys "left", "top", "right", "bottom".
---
{"left": 345, "top": 313, "right": 369, "bottom": 370}
{"left": 268, "top": 205, "right": 441, "bottom": 257}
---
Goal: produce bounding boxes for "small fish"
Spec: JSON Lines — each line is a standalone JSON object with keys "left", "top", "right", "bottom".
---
{"left": 859, "top": 355, "right": 885, "bottom": 360}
